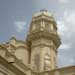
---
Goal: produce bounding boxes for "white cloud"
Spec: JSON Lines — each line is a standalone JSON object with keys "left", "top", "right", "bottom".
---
{"left": 69, "top": 58, "right": 74, "bottom": 64}
{"left": 14, "top": 21, "right": 26, "bottom": 32}
{"left": 57, "top": 10, "right": 75, "bottom": 67}
{"left": 59, "top": 43, "right": 71, "bottom": 50}
{"left": 64, "top": 10, "right": 75, "bottom": 32}
{"left": 58, "top": 0, "right": 70, "bottom": 3}
{"left": 57, "top": 55, "right": 74, "bottom": 67}
{"left": 64, "top": 10, "right": 75, "bottom": 36}
{"left": 57, "top": 10, "right": 75, "bottom": 38}
{"left": 57, "top": 20, "right": 68, "bottom": 36}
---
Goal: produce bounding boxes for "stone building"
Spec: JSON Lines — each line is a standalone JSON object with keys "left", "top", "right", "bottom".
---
{"left": 0, "top": 10, "right": 75, "bottom": 75}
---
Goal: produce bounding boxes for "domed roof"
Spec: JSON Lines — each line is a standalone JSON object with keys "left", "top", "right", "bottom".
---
{"left": 32, "top": 10, "right": 53, "bottom": 18}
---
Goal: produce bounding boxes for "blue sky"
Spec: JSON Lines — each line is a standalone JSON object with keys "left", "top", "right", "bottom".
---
{"left": 0, "top": 0, "right": 75, "bottom": 67}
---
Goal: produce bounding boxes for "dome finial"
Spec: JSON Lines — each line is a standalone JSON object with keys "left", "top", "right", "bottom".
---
{"left": 40, "top": 9, "right": 47, "bottom": 12}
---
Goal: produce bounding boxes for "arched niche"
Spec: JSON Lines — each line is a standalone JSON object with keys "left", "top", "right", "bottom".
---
{"left": 15, "top": 46, "right": 29, "bottom": 65}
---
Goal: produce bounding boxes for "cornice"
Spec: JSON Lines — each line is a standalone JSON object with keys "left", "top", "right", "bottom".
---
{"left": 0, "top": 56, "right": 26, "bottom": 75}
{"left": 27, "top": 31, "right": 61, "bottom": 48}
{"left": 32, "top": 14, "right": 53, "bottom": 22}
{"left": 32, "top": 66, "right": 75, "bottom": 74}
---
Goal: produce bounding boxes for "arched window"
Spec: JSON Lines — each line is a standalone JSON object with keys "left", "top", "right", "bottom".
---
{"left": 48, "top": 23, "right": 54, "bottom": 31}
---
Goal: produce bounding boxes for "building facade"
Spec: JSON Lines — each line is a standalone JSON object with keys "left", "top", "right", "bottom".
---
{"left": 0, "top": 10, "right": 75, "bottom": 75}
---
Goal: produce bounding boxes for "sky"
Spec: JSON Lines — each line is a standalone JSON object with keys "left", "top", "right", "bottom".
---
{"left": 0, "top": 0, "right": 75, "bottom": 68}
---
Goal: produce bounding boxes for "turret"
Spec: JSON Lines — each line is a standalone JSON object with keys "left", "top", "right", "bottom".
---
{"left": 27, "top": 10, "right": 61, "bottom": 72}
